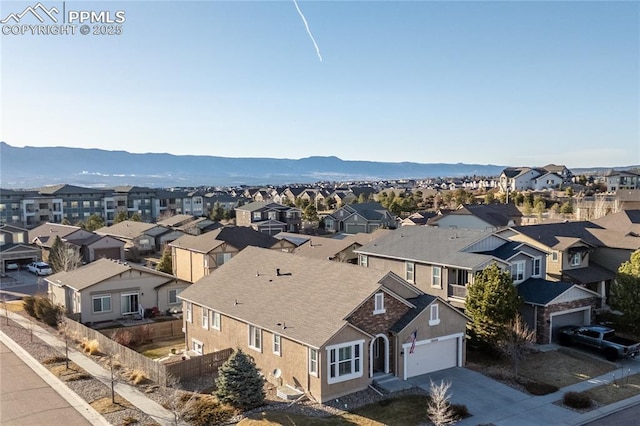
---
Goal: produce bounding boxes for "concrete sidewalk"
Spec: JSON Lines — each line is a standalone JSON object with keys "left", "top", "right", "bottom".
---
{"left": 4, "top": 311, "right": 183, "bottom": 426}
{"left": 411, "top": 358, "right": 640, "bottom": 426}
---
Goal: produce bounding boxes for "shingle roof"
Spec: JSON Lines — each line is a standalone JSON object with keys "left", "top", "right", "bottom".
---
{"left": 356, "top": 227, "right": 496, "bottom": 269}
{"left": 28, "top": 223, "right": 82, "bottom": 244}
{"left": 46, "top": 258, "right": 131, "bottom": 291}
{"left": 390, "top": 294, "right": 437, "bottom": 333}
{"left": 563, "top": 264, "right": 615, "bottom": 284}
{"left": 274, "top": 232, "right": 312, "bottom": 247}
{"left": 157, "top": 214, "right": 196, "bottom": 227}
{"left": 170, "top": 226, "right": 278, "bottom": 253}
{"left": 517, "top": 278, "right": 574, "bottom": 305}
{"left": 95, "top": 221, "right": 158, "bottom": 240}
{"left": 510, "top": 222, "right": 604, "bottom": 249}
{"left": 293, "top": 236, "right": 359, "bottom": 261}
{"left": 482, "top": 241, "right": 522, "bottom": 260}
{"left": 178, "top": 247, "right": 394, "bottom": 348}
{"left": 433, "top": 204, "right": 521, "bottom": 228}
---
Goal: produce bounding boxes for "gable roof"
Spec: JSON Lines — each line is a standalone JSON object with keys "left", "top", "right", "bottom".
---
{"left": 157, "top": 214, "right": 196, "bottom": 227}
{"left": 433, "top": 203, "right": 521, "bottom": 228}
{"left": 38, "top": 184, "right": 104, "bottom": 195}
{"left": 274, "top": 232, "right": 312, "bottom": 247}
{"left": 28, "top": 223, "right": 82, "bottom": 244}
{"left": 170, "top": 226, "right": 278, "bottom": 253}
{"left": 95, "top": 221, "right": 159, "bottom": 239}
{"left": 293, "top": 235, "right": 359, "bottom": 261}
{"left": 46, "top": 258, "right": 178, "bottom": 291}
{"left": 178, "top": 247, "right": 404, "bottom": 348}
{"left": 517, "top": 278, "right": 598, "bottom": 306}
{"left": 510, "top": 222, "right": 604, "bottom": 249}
{"left": 357, "top": 227, "right": 500, "bottom": 269}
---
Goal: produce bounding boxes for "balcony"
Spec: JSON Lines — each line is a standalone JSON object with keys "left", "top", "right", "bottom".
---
{"left": 449, "top": 284, "right": 468, "bottom": 299}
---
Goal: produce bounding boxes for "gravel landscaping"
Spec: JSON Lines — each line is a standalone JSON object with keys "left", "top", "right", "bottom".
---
{"left": 1, "top": 309, "right": 425, "bottom": 425}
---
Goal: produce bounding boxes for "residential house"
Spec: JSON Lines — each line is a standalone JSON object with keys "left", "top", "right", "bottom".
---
{"left": 499, "top": 165, "right": 572, "bottom": 193}
{"left": 605, "top": 170, "right": 640, "bottom": 192}
{"left": 429, "top": 203, "right": 523, "bottom": 231}
{"left": 46, "top": 258, "right": 190, "bottom": 323}
{"left": 0, "top": 225, "right": 41, "bottom": 272}
{"left": 235, "top": 202, "right": 302, "bottom": 235}
{"left": 399, "top": 211, "right": 438, "bottom": 226}
{"left": 170, "top": 226, "right": 296, "bottom": 283}
{"left": 589, "top": 210, "right": 640, "bottom": 272}
{"left": 177, "top": 247, "right": 469, "bottom": 403}
{"left": 96, "top": 220, "right": 180, "bottom": 257}
{"left": 29, "top": 223, "right": 125, "bottom": 263}
{"left": 498, "top": 222, "right": 616, "bottom": 305}
{"left": 324, "top": 202, "right": 396, "bottom": 234}
{"left": 356, "top": 226, "right": 600, "bottom": 343}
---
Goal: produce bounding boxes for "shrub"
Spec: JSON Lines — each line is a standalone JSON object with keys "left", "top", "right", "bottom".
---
{"left": 133, "top": 325, "right": 153, "bottom": 345}
{"left": 42, "top": 356, "right": 68, "bottom": 365}
{"left": 128, "top": 370, "right": 148, "bottom": 385}
{"left": 182, "top": 396, "right": 235, "bottom": 426}
{"left": 525, "top": 382, "right": 559, "bottom": 395}
{"left": 122, "top": 417, "right": 139, "bottom": 426}
{"left": 84, "top": 339, "right": 100, "bottom": 355}
{"left": 450, "top": 403, "right": 470, "bottom": 420}
{"left": 112, "top": 329, "right": 134, "bottom": 347}
{"left": 563, "top": 391, "right": 593, "bottom": 409}
{"left": 23, "top": 296, "right": 36, "bottom": 317}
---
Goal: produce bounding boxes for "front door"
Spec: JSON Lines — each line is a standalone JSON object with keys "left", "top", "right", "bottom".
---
{"left": 373, "top": 336, "right": 386, "bottom": 373}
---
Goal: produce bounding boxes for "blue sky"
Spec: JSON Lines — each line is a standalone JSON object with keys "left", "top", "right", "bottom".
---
{"left": 1, "top": 0, "right": 638, "bottom": 168}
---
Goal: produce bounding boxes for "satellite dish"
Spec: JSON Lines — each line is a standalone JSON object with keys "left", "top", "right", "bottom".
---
{"left": 273, "top": 368, "right": 282, "bottom": 379}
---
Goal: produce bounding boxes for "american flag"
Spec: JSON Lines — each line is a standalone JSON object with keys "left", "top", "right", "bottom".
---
{"left": 409, "top": 329, "right": 417, "bottom": 354}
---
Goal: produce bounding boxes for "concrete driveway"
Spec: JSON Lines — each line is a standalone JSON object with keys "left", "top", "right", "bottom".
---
{"left": 406, "top": 367, "right": 588, "bottom": 425}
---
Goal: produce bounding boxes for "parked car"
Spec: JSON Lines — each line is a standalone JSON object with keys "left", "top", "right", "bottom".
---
{"left": 27, "top": 262, "right": 52, "bottom": 276}
{"left": 558, "top": 325, "right": 640, "bottom": 361}
{"left": 5, "top": 263, "right": 19, "bottom": 271}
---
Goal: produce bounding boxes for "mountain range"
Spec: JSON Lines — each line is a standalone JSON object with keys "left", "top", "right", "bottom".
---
{"left": 0, "top": 142, "right": 632, "bottom": 189}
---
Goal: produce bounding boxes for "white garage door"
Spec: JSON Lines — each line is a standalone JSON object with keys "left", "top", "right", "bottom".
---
{"left": 550, "top": 308, "right": 590, "bottom": 343}
{"left": 406, "top": 337, "right": 458, "bottom": 378}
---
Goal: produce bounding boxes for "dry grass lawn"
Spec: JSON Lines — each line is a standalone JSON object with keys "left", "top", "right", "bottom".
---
{"left": 468, "top": 348, "right": 616, "bottom": 389}
{"left": 138, "top": 336, "right": 185, "bottom": 359}
{"left": 49, "top": 362, "right": 92, "bottom": 382}
{"left": 2, "top": 301, "right": 24, "bottom": 312}
{"left": 91, "top": 395, "right": 134, "bottom": 414}
{"left": 584, "top": 374, "right": 640, "bottom": 405}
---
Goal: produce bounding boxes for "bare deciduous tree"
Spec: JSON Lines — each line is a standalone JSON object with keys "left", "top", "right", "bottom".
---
{"left": 427, "top": 379, "right": 457, "bottom": 426}
{"left": 497, "top": 314, "right": 536, "bottom": 380}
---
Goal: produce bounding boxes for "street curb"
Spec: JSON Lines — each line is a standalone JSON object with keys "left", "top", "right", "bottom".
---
{"left": 0, "top": 329, "right": 111, "bottom": 426}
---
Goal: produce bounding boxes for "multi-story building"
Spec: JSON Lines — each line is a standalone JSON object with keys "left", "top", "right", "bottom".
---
{"left": 605, "top": 170, "right": 640, "bottom": 192}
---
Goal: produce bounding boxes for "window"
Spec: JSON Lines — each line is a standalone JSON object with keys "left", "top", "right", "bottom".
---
{"left": 186, "top": 302, "right": 192, "bottom": 322}
{"left": 532, "top": 257, "right": 541, "bottom": 277}
{"left": 511, "top": 262, "right": 525, "bottom": 282}
{"left": 327, "top": 340, "right": 363, "bottom": 384}
{"left": 552, "top": 251, "right": 558, "bottom": 262}
{"left": 273, "top": 334, "right": 281, "bottom": 355}
{"left": 212, "top": 311, "right": 221, "bottom": 330}
{"left": 121, "top": 293, "right": 139, "bottom": 315}
{"left": 92, "top": 295, "right": 111, "bottom": 313}
{"left": 168, "top": 289, "right": 181, "bottom": 305}
{"left": 570, "top": 253, "right": 581, "bottom": 267}
{"left": 374, "top": 292, "right": 385, "bottom": 314}
{"left": 432, "top": 266, "right": 442, "bottom": 288}
{"left": 216, "top": 253, "right": 232, "bottom": 266}
{"left": 202, "top": 308, "right": 209, "bottom": 329}
{"left": 405, "top": 262, "right": 415, "bottom": 282}
{"left": 309, "top": 348, "right": 318, "bottom": 376}
{"left": 359, "top": 254, "right": 368, "bottom": 267}
{"left": 249, "top": 325, "right": 262, "bottom": 351}
{"left": 455, "top": 269, "right": 468, "bottom": 285}
{"left": 192, "top": 339, "right": 203, "bottom": 355}
{"left": 429, "top": 304, "right": 440, "bottom": 326}
{"left": 253, "top": 212, "right": 262, "bottom": 220}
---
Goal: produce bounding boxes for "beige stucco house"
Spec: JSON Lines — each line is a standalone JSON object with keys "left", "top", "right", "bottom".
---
{"left": 178, "top": 247, "right": 468, "bottom": 403}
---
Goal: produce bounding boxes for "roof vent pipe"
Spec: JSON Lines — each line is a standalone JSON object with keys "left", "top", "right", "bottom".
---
{"left": 276, "top": 268, "right": 281, "bottom": 276}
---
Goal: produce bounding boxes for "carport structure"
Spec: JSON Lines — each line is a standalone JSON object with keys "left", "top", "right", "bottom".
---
{"left": 517, "top": 278, "right": 601, "bottom": 344}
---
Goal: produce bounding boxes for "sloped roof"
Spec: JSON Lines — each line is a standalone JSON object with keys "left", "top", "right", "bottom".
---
{"left": 563, "top": 264, "right": 616, "bottom": 284}
{"left": 390, "top": 294, "right": 437, "bottom": 333}
{"left": 293, "top": 236, "right": 359, "bottom": 261}
{"left": 236, "top": 201, "right": 291, "bottom": 212}
{"left": 170, "top": 226, "right": 278, "bottom": 253}
{"left": 482, "top": 241, "right": 522, "bottom": 260}
{"left": 178, "top": 247, "right": 402, "bottom": 348}
{"left": 356, "top": 227, "right": 497, "bottom": 269}
{"left": 157, "top": 214, "right": 196, "bottom": 227}
{"left": 274, "top": 232, "right": 312, "bottom": 247}
{"left": 592, "top": 210, "right": 640, "bottom": 234}
{"left": 95, "top": 221, "right": 158, "bottom": 239}
{"left": 510, "top": 222, "right": 604, "bottom": 249}
{"left": 39, "top": 184, "right": 104, "bottom": 195}
{"left": 28, "top": 223, "right": 82, "bottom": 243}
{"left": 434, "top": 203, "right": 522, "bottom": 228}
{"left": 170, "top": 234, "right": 225, "bottom": 253}
{"left": 517, "top": 278, "right": 574, "bottom": 305}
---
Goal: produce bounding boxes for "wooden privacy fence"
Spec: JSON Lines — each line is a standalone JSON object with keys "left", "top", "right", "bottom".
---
{"left": 102, "top": 319, "right": 184, "bottom": 341}
{"left": 62, "top": 318, "right": 232, "bottom": 385}
{"left": 165, "top": 348, "right": 234, "bottom": 380}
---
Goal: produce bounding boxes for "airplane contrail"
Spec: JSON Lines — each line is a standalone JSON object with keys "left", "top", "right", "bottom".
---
{"left": 292, "top": 0, "right": 322, "bottom": 62}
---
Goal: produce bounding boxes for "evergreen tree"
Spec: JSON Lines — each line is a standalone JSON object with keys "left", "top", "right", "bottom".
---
{"left": 560, "top": 201, "right": 573, "bottom": 214}
{"left": 48, "top": 236, "right": 64, "bottom": 273}
{"left": 114, "top": 210, "right": 128, "bottom": 224}
{"left": 156, "top": 246, "right": 173, "bottom": 274}
{"left": 466, "top": 263, "right": 520, "bottom": 349}
{"left": 85, "top": 213, "right": 105, "bottom": 231}
{"left": 130, "top": 212, "right": 142, "bottom": 222}
{"left": 303, "top": 204, "right": 318, "bottom": 222}
{"left": 610, "top": 250, "right": 640, "bottom": 335}
{"left": 60, "top": 218, "right": 71, "bottom": 225}
{"left": 210, "top": 202, "right": 224, "bottom": 221}
{"left": 215, "top": 348, "right": 265, "bottom": 410}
